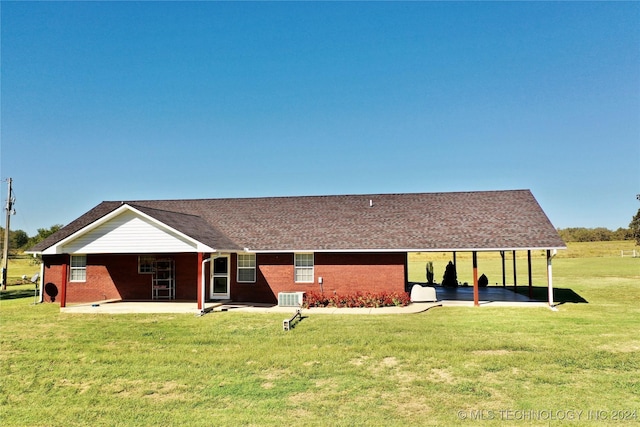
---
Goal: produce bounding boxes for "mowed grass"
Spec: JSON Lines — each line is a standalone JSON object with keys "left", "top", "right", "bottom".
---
{"left": 1, "top": 242, "right": 639, "bottom": 426}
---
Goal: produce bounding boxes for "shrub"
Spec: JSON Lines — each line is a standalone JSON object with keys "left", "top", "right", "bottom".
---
{"left": 303, "top": 290, "right": 410, "bottom": 308}
{"left": 442, "top": 260, "right": 458, "bottom": 287}
{"left": 425, "top": 261, "right": 434, "bottom": 285}
{"left": 478, "top": 273, "right": 488, "bottom": 287}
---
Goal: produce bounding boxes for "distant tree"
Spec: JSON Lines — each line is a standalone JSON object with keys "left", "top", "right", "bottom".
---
{"left": 557, "top": 227, "right": 632, "bottom": 242}
{"left": 613, "top": 227, "right": 632, "bottom": 241}
{"left": 630, "top": 209, "right": 640, "bottom": 246}
{"left": 10, "top": 229, "right": 29, "bottom": 249}
{"left": 26, "top": 224, "right": 63, "bottom": 249}
{"left": 592, "top": 227, "right": 612, "bottom": 241}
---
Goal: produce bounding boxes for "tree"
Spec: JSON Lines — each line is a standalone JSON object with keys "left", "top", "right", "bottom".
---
{"left": 630, "top": 208, "right": 640, "bottom": 246}
{"left": 26, "top": 224, "right": 63, "bottom": 249}
{"left": 10, "top": 229, "right": 29, "bottom": 249}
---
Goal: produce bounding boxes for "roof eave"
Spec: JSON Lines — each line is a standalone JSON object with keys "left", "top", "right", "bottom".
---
{"left": 248, "top": 246, "right": 567, "bottom": 253}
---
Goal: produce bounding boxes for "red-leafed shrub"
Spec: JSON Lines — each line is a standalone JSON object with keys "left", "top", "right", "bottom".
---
{"left": 303, "top": 291, "right": 410, "bottom": 308}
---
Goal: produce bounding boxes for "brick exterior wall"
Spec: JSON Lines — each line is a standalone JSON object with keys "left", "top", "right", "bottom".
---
{"left": 42, "top": 252, "right": 407, "bottom": 305}
{"left": 41, "top": 253, "right": 200, "bottom": 304}
{"left": 42, "top": 255, "right": 67, "bottom": 303}
{"left": 231, "top": 252, "right": 407, "bottom": 304}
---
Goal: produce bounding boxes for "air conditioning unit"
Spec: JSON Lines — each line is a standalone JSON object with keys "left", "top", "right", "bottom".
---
{"left": 278, "top": 292, "right": 305, "bottom": 307}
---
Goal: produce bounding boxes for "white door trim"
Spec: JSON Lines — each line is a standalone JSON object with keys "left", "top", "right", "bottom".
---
{"left": 210, "top": 254, "right": 230, "bottom": 299}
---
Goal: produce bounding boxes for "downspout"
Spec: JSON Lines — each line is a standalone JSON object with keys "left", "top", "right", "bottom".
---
{"left": 547, "top": 249, "right": 558, "bottom": 311}
{"left": 199, "top": 257, "right": 211, "bottom": 315}
{"left": 38, "top": 260, "right": 45, "bottom": 303}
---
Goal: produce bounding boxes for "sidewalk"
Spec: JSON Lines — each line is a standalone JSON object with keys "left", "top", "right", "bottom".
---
{"left": 216, "top": 301, "right": 442, "bottom": 315}
{"left": 60, "top": 298, "right": 547, "bottom": 315}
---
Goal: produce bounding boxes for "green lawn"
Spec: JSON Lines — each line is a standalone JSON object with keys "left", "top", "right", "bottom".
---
{"left": 1, "top": 243, "right": 639, "bottom": 426}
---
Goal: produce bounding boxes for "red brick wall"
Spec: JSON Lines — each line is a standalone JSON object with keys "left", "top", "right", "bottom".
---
{"left": 42, "top": 252, "right": 407, "bottom": 305}
{"left": 42, "top": 253, "right": 200, "bottom": 304}
{"left": 315, "top": 252, "right": 406, "bottom": 295}
{"left": 231, "top": 252, "right": 407, "bottom": 304}
{"left": 42, "top": 255, "right": 67, "bottom": 303}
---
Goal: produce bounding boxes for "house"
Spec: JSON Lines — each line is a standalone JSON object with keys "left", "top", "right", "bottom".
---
{"left": 27, "top": 189, "right": 566, "bottom": 310}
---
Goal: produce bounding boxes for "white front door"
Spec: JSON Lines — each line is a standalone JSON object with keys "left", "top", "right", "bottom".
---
{"left": 210, "top": 255, "right": 230, "bottom": 299}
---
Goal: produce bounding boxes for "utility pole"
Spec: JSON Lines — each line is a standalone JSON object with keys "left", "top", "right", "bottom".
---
{"left": 2, "top": 178, "right": 15, "bottom": 291}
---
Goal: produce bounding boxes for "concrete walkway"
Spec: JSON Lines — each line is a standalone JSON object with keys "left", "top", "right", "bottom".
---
{"left": 59, "top": 285, "right": 548, "bottom": 314}
{"left": 60, "top": 296, "right": 548, "bottom": 315}
{"left": 60, "top": 300, "right": 443, "bottom": 315}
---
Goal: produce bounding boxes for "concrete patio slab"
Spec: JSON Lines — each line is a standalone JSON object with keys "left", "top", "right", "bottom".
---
{"left": 59, "top": 286, "right": 548, "bottom": 314}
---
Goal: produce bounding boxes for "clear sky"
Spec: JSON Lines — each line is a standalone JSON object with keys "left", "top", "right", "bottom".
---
{"left": 1, "top": 1, "right": 639, "bottom": 236}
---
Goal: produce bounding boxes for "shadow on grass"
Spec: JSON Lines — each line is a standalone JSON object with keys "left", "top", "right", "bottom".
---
{"left": 0, "top": 288, "right": 38, "bottom": 300}
{"left": 511, "top": 286, "right": 588, "bottom": 304}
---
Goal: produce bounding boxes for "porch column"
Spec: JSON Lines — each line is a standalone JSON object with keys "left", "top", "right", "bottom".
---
{"left": 512, "top": 250, "right": 517, "bottom": 288}
{"left": 197, "top": 253, "right": 203, "bottom": 311}
{"left": 60, "top": 256, "right": 68, "bottom": 308}
{"left": 500, "top": 251, "right": 506, "bottom": 287}
{"left": 527, "top": 250, "right": 533, "bottom": 299}
{"left": 547, "top": 250, "right": 555, "bottom": 307}
{"left": 38, "top": 262, "right": 45, "bottom": 304}
{"left": 473, "top": 251, "right": 479, "bottom": 307}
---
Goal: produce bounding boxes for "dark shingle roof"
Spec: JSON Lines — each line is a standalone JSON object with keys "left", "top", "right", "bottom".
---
{"left": 28, "top": 190, "right": 566, "bottom": 253}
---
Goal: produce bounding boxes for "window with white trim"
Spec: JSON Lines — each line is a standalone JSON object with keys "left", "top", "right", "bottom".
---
{"left": 294, "top": 253, "right": 314, "bottom": 283}
{"left": 70, "top": 255, "right": 87, "bottom": 282}
{"left": 237, "top": 253, "right": 256, "bottom": 283}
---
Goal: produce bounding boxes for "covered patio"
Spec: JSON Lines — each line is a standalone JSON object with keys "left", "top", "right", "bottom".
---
{"left": 435, "top": 285, "right": 545, "bottom": 305}
{"left": 59, "top": 284, "right": 550, "bottom": 314}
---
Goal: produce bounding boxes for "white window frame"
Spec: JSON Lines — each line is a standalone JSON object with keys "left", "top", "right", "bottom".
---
{"left": 294, "top": 253, "right": 314, "bottom": 283}
{"left": 138, "top": 255, "right": 156, "bottom": 274}
{"left": 237, "top": 253, "right": 256, "bottom": 283}
{"left": 70, "top": 255, "right": 87, "bottom": 282}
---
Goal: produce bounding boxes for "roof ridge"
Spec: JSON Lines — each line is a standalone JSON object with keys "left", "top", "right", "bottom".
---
{"left": 103, "top": 189, "right": 532, "bottom": 204}
{"left": 125, "top": 203, "right": 203, "bottom": 219}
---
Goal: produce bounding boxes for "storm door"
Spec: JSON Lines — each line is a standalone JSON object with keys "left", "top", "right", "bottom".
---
{"left": 210, "top": 255, "right": 230, "bottom": 299}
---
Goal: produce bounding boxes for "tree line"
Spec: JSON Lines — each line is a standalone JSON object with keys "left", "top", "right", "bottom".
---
{"left": 557, "top": 227, "right": 633, "bottom": 242}
{"left": 1, "top": 224, "right": 62, "bottom": 254}
{"left": 559, "top": 208, "right": 640, "bottom": 244}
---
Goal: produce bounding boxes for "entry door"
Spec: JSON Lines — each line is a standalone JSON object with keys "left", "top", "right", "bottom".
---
{"left": 211, "top": 255, "right": 230, "bottom": 299}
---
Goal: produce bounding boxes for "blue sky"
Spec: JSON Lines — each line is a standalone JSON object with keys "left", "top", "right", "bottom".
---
{"left": 1, "top": 1, "right": 638, "bottom": 236}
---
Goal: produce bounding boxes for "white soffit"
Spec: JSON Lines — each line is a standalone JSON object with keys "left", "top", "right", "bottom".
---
{"left": 46, "top": 205, "right": 212, "bottom": 254}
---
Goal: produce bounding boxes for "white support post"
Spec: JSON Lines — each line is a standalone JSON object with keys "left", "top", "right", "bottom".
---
{"left": 200, "top": 257, "right": 211, "bottom": 312}
{"left": 547, "top": 249, "right": 557, "bottom": 310}
{"left": 38, "top": 262, "right": 45, "bottom": 303}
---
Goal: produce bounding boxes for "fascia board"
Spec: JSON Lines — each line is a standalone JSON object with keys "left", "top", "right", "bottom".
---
{"left": 42, "top": 204, "right": 215, "bottom": 254}
{"left": 248, "top": 246, "right": 567, "bottom": 254}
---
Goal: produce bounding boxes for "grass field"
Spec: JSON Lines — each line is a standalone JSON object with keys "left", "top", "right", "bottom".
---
{"left": 1, "top": 242, "right": 639, "bottom": 426}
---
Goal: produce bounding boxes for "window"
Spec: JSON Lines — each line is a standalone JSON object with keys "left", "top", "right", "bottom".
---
{"left": 237, "top": 253, "right": 256, "bottom": 283}
{"left": 70, "top": 255, "right": 86, "bottom": 282}
{"left": 294, "top": 253, "right": 314, "bottom": 283}
{"left": 138, "top": 256, "right": 155, "bottom": 274}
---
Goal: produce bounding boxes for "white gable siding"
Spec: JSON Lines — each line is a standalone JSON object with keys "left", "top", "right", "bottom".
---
{"left": 61, "top": 210, "right": 197, "bottom": 254}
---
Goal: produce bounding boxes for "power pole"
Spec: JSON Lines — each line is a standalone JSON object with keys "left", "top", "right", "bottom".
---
{"left": 2, "top": 178, "right": 15, "bottom": 291}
